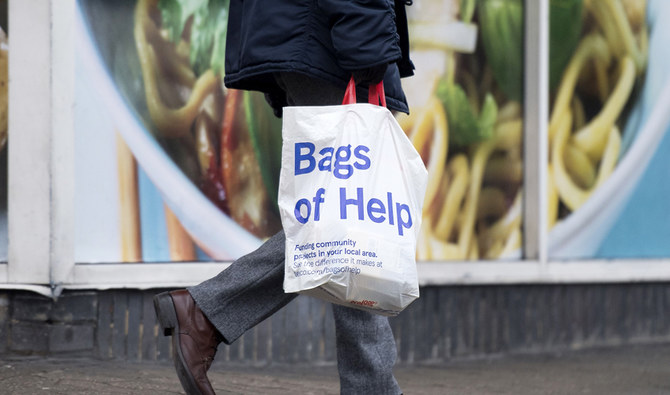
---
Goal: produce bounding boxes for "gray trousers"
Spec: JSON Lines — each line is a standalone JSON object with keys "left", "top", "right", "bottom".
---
{"left": 189, "top": 73, "right": 401, "bottom": 395}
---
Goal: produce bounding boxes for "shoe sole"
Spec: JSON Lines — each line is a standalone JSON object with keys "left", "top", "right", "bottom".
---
{"left": 153, "top": 292, "right": 205, "bottom": 395}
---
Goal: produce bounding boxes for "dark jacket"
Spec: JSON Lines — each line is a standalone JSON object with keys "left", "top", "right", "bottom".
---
{"left": 223, "top": 0, "right": 414, "bottom": 114}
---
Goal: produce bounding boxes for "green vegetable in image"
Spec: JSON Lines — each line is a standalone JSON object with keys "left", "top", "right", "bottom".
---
{"left": 478, "top": 0, "right": 524, "bottom": 101}
{"left": 158, "top": 0, "right": 229, "bottom": 76}
{"left": 244, "top": 91, "right": 282, "bottom": 213}
{"left": 436, "top": 78, "right": 498, "bottom": 148}
{"left": 477, "top": 0, "right": 583, "bottom": 100}
{"left": 548, "top": 0, "right": 584, "bottom": 90}
{"left": 461, "top": 0, "right": 477, "bottom": 23}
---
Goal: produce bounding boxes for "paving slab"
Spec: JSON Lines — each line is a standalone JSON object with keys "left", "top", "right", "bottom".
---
{"left": 1, "top": 343, "right": 669, "bottom": 394}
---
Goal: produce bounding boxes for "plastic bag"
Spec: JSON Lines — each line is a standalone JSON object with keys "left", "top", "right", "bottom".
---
{"left": 279, "top": 78, "right": 428, "bottom": 316}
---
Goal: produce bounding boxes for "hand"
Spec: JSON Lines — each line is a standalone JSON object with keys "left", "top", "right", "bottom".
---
{"left": 351, "top": 63, "right": 388, "bottom": 85}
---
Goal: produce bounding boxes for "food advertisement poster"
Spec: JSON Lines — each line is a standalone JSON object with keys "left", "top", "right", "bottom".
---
{"left": 546, "top": 0, "right": 670, "bottom": 259}
{"left": 74, "top": 0, "right": 669, "bottom": 264}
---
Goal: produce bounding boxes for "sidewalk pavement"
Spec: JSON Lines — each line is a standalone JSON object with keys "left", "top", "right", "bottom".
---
{"left": 1, "top": 342, "right": 669, "bottom": 394}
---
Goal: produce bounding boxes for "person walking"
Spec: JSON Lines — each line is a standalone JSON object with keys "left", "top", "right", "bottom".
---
{"left": 154, "top": 1, "right": 415, "bottom": 394}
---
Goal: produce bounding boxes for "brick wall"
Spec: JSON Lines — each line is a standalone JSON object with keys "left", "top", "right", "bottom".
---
{"left": 2, "top": 291, "right": 97, "bottom": 356}
{"left": 1, "top": 283, "right": 669, "bottom": 364}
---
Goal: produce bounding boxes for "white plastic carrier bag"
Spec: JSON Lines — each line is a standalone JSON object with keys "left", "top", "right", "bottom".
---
{"left": 279, "top": 78, "right": 428, "bottom": 316}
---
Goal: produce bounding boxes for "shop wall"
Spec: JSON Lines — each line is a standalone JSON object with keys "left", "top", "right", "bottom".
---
{"left": 3, "top": 0, "right": 670, "bottom": 371}
{"left": 2, "top": 285, "right": 670, "bottom": 363}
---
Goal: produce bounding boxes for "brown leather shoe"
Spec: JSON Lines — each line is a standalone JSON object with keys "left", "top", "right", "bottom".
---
{"left": 154, "top": 290, "right": 222, "bottom": 395}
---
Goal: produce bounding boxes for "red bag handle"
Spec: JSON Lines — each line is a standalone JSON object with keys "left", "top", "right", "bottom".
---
{"left": 342, "top": 76, "right": 387, "bottom": 107}
{"left": 368, "top": 81, "right": 387, "bottom": 107}
{"left": 342, "top": 77, "right": 357, "bottom": 104}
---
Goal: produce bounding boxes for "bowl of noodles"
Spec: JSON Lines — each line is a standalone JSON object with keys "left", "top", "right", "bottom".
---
{"left": 77, "top": 0, "right": 273, "bottom": 259}
{"left": 76, "top": 0, "right": 670, "bottom": 262}
{"left": 546, "top": 0, "right": 670, "bottom": 258}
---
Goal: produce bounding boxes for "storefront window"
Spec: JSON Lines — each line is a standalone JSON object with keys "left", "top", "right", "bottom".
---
{"left": 70, "top": 0, "right": 670, "bottom": 279}
{"left": 75, "top": 0, "right": 526, "bottom": 264}
{"left": 547, "top": 0, "right": 670, "bottom": 259}
{"left": 76, "top": 0, "right": 262, "bottom": 263}
{"left": 407, "top": 0, "right": 525, "bottom": 261}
